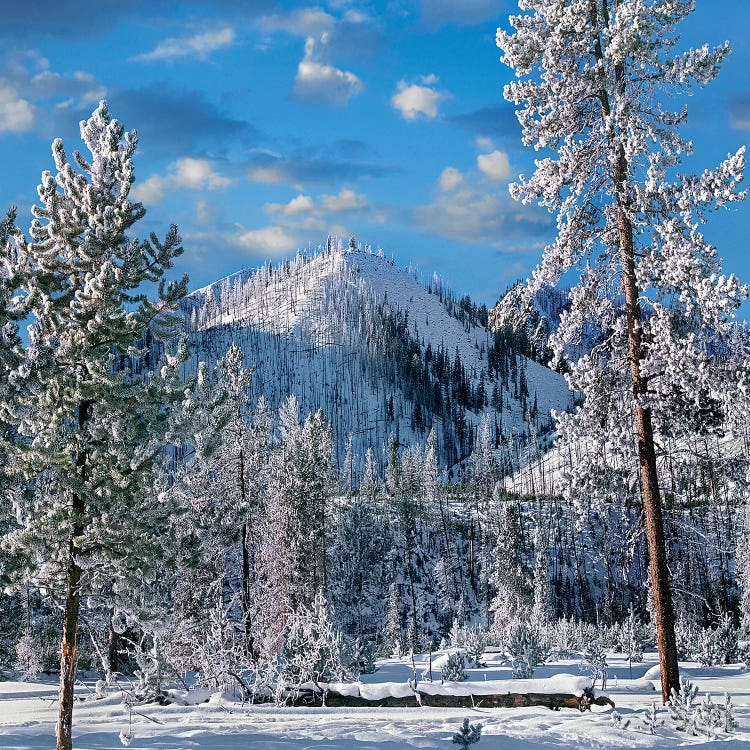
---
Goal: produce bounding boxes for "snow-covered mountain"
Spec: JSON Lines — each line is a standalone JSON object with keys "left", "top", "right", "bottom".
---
{"left": 180, "top": 243, "right": 572, "bottom": 471}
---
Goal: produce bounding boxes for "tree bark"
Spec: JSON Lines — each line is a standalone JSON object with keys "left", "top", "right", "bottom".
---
{"left": 589, "top": 0, "right": 680, "bottom": 703}
{"left": 618, "top": 205, "right": 680, "bottom": 703}
{"left": 57, "top": 546, "right": 82, "bottom": 750}
{"left": 57, "top": 399, "right": 92, "bottom": 750}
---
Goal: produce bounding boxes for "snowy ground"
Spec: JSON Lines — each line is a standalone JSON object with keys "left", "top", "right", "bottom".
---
{"left": 2, "top": 651, "right": 749, "bottom": 749}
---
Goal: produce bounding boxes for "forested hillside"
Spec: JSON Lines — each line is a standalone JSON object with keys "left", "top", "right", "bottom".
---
{"left": 177, "top": 240, "right": 572, "bottom": 472}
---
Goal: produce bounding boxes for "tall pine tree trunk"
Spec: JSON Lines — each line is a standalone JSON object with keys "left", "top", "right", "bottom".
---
{"left": 57, "top": 544, "right": 82, "bottom": 750}
{"left": 618, "top": 205, "right": 680, "bottom": 703}
{"left": 590, "top": 0, "right": 679, "bottom": 702}
{"left": 57, "top": 400, "right": 91, "bottom": 750}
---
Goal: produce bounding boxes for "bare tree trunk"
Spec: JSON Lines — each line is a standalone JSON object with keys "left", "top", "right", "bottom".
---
{"left": 57, "top": 399, "right": 91, "bottom": 750}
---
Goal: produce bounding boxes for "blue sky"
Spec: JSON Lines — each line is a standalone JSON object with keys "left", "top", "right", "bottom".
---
{"left": 0, "top": 0, "right": 748, "bottom": 309}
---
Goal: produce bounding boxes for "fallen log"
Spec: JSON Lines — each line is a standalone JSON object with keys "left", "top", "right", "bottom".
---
{"left": 290, "top": 686, "right": 614, "bottom": 712}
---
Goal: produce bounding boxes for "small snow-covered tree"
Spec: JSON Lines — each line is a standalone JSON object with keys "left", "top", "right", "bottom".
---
{"left": 507, "top": 622, "right": 546, "bottom": 679}
{"left": 441, "top": 650, "right": 468, "bottom": 682}
{"left": 493, "top": 0, "right": 748, "bottom": 701}
{"left": 452, "top": 718, "right": 482, "bottom": 750}
{"left": 14, "top": 633, "right": 43, "bottom": 682}
{"left": 3, "top": 102, "right": 188, "bottom": 750}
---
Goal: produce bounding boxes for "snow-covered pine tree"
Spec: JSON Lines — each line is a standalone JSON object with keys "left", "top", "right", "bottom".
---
{"left": 532, "top": 512, "right": 553, "bottom": 626}
{"left": 211, "top": 344, "right": 259, "bottom": 655}
{"left": 490, "top": 499, "right": 529, "bottom": 632}
{"left": 256, "top": 396, "right": 335, "bottom": 649}
{"left": 0, "top": 208, "right": 29, "bottom": 637}
{"left": 452, "top": 718, "right": 482, "bottom": 750}
{"left": 493, "top": 0, "right": 747, "bottom": 701}
{"left": 329, "top": 446, "right": 390, "bottom": 639}
{"left": 3, "top": 102, "right": 188, "bottom": 750}
{"left": 424, "top": 428, "right": 459, "bottom": 605}
{"left": 360, "top": 446, "right": 379, "bottom": 504}
{"left": 168, "top": 347, "right": 262, "bottom": 659}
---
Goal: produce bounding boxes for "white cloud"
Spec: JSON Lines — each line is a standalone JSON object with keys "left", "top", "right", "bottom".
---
{"left": 173, "top": 158, "right": 231, "bottom": 189}
{"left": 0, "top": 86, "right": 34, "bottom": 132}
{"left": 266, "top": 188, "right": 367, "bottom": 217}
{"left": 133, "top": 158, "right": 230, "bottom": 204}
{"left": 438, "top": 166, "right": 463, "bottom": 191}
{"left": 267, "top": 193, "right": 315, "bottom": 216}
{"left": 0, "top": 53, "right": 107, "bottom": 128}
{"left": 236, "top": 225, "right": 299, "bottom": 255}
{"left": 477, "top": 150, "right": 511, "bottom": 182}
{"left": 320, "top": 188, "right": 366, "bottom": 212}
{"left": 413, "top": 182, "right": 551, "bottom": 246}
{"left": 131, "top": 27, "right": 235, "bottom": 63}
{"left": 293, "top": 36, "right": 363, "bottom": 106}
{"left": 391, "top": 76, "right": 449, "bottom": 120}
{"left": 418, "top": 73, "right": 439, "bottom": 86}
{"left": 30, "top": 70, "right": 105, "bottom": 109}
{"left": 248, "top": 166, "right": 287, "bottom": 184}
{"left": 195, "top": 199, "right": 212, "bottom": 225}
{"left": 257, "top": 8, "right": 335, "bottom": 38}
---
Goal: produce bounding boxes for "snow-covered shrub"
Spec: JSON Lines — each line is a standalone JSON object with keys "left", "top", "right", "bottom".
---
{"left": 580, "top": 641, "right": 608, "bottom": 689}
{"left": 278, "top": 591, "right": 352, "bottom": 698}
{"left": 610, "top": 710, "right": 630, "bottom": 731}
{"left": 94, "top": 679, "right": 109, "bottom": 699}
{"left": 448, "top": 620, "right": 467, "bottom": 650}
{"left": 697, "top": 693, "right": 725, "bottom": 738}
{"left": 441, "top": 651, "right": 468, "bottom": 682}
{"left": 714, "top": 615, "right": 739, "bottom": 664}
{"left": 666, "top": 677, "right": 701, "bottom": 735}
{"left": 464, "top": 626, "right": 487, "bottom": 667}
{"left": 666, "top": 676, "right": 736, "bottom": 737}
{"left": 696, "top": 616, "right": 739, "bottom": 666}
{"left": 348, "top": 637, "right": 377, "bottom": 675}
{"left": 675, "top": 617, "right": 700, "bottom": 661}
{"left": 236, "top": 659, "right": 282, "bottom": 704}
{"left": 190, "top": 603, "right": 245, "bottom": 691}
{"left": 132, "top": 640, "right": 164, "bottom": 703}
{"left": 722, "top": 692, "right": 738, "bottom": 733}
{"left": 621, "top": 609, "right": 644, "bottom": 663}
{"left": 507, "top": 623, "right": 546, "bottom": 679}
{"left": 452, "top": 717, "right": 481, "bottom": 749}
{"left": 696, "top": 629, "right": 722, "bottom": 667}
{"left": 14, "top": 634, "right": 43, "bottom": 681}
{"left": 641, "top": 702, "right": 663, "bottom": 734}
{"left": 549, "top": 617, "right": 577, "bottom": 659}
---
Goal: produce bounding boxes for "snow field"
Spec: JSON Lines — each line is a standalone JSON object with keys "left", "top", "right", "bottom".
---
{"left": 3, "top": 650, "right": 750, "bottom": 749}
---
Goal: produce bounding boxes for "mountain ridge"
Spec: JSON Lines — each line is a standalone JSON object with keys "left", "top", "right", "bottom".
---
{"left": 179, "top": 242, "right": 572, "bottom": 473}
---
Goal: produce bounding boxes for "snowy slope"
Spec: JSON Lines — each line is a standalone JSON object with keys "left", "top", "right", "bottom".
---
{"left": 180, "top": 245, "right": 572, "bottom": 469}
